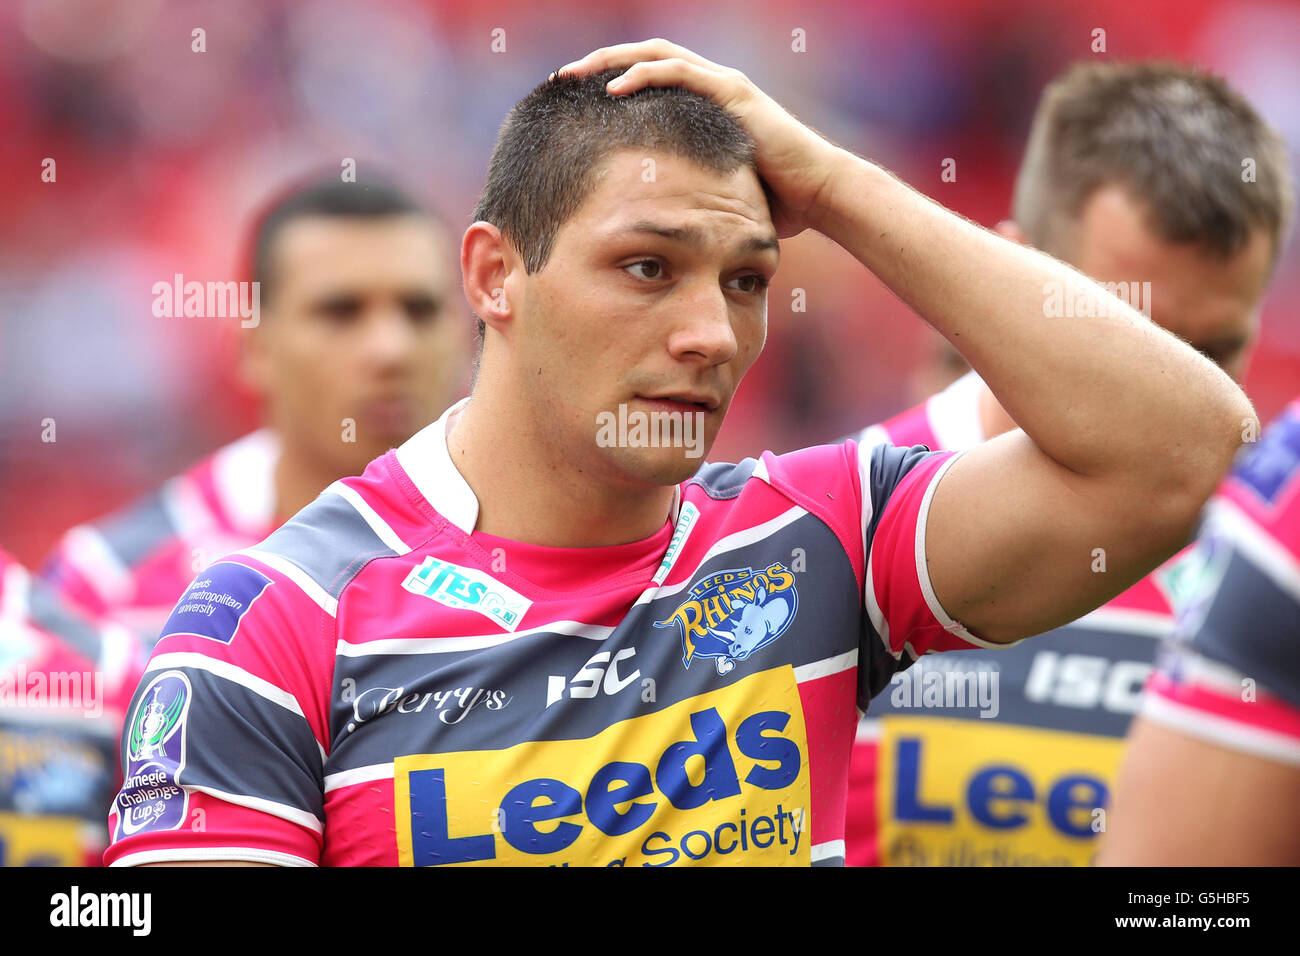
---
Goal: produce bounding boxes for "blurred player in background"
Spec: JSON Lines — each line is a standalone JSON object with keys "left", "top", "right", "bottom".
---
{"left": 1101, "top": 397, "right": 1300, "bottom": 865}
{"left": 0, "top": 549, "right": 139, "bottom": 865}
{"left": 41, "top": 178, "right": 470, "bottom": 646}
{"left": 844, "top": 61, "right": 1293, "bottom": 866}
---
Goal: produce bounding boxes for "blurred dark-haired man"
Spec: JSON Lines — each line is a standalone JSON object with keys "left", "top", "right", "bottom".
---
{"left": 42, "top": 178, "right": 470, "bottom": 646}
{"left": 843, "top": 61, "right": 1293, "bottom": 867}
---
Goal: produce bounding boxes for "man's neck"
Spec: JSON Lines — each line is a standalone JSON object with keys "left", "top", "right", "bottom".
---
{"left": 271, "top": 442, "right": 339, "bottom": 525}
{"left": 976, "top": 381, "right": 1019, "bottom": 440}
{"left": 446, "top": 394, "right": 677, "bottom": 548}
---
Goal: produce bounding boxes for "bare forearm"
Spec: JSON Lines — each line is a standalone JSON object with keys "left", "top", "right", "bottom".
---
{"left": 813, "top": 150, "right": 1253, "bottom": 499}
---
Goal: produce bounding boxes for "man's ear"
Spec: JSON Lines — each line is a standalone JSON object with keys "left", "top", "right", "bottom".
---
{"left": 994, "top": 219, "right": 1029, "bottom": 246}
{"left": 462, "top": 222, "right": 520, "bottom": 338}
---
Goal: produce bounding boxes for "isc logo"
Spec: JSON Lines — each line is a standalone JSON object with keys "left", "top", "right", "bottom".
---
{"left": 1023, "top": 651, "right": 1152, "bottom": 713}
{"left": 546, "top": 648, "right": 654, "bottom": 708}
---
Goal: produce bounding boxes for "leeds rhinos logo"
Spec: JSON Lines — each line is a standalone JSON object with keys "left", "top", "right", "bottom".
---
{"left": 654, "top": 564, "right": 798, "bottom": 675}
{"left": 115, "top": 670, "right": 192, "bottom": 839}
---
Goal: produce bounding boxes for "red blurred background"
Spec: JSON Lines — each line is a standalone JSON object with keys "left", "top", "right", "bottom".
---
{"left": 2, "top": 0, "right": 1297, "bottom": 565}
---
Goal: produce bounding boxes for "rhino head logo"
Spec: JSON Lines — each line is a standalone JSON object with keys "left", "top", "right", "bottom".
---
{"left": 704, "top": 584, "right": 793, "bottom": 675}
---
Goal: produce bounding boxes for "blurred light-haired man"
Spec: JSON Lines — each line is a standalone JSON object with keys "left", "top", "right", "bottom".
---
{"left": 844, "top": 60, "right": 1293, "bottom": 867}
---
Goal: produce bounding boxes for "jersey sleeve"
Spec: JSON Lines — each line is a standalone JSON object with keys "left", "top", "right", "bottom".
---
{"left": 859, "top": 441, "right": 1005, "bottom": 702}
{"left": 1140, "top": 401, "right": 1300, "bottom": 765}
{"left": 104, "top": 555, "right": 336, "bottom": 866}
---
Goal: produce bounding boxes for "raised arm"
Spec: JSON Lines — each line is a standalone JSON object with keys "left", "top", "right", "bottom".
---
{"left": 560, "top": 39, "right": 1253, "bottom": 643}
{"left": 811, "top": 154, "right": 1252, "bottom": 641}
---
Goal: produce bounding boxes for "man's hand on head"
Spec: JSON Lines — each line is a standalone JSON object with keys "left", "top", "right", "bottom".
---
{"left": 553, "top": 38, "right": 845, "bottom": 240}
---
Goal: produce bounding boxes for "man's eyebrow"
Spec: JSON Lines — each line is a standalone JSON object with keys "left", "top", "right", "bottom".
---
{"left": 612, "top": 220, "right": 779, "bottom": 255}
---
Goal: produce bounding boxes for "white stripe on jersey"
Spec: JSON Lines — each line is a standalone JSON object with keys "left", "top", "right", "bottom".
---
{"left": 181, "top": 784, "right": 325, "bottom": 834}
{"left": 909, "top": 450, "right": 1024, "bottom": 650}
{"left": 855, "top": 717, "right": 882, "bottom": 742}
{"left": 1207, "top": 496, "right": 1300, "bottom": 603}
{"left": 324, "top": 762, "right": 395, "bottom": 793}
{"left": 96, "top": 620, "right": 139, "bottom": 694}
{"left": 110, "top": 846, "right": 316, "bottom": 868}
{"left": 855, "top": 423, "right": 890, "bottom": 449}
{"left": 161, "top": 473, "right": 214, "bottom": 540}
{"left": 144, "top": 652, "right": 327, "bottom": 765}
{"left": 635, "top": 505, "right": 809, "bottom": 605}
{"left": 864, "top": 557, "right": 890, "bottom": 653}
{"left": 212, "top": 429, "right": 279, "bottom": 538}
{"left": 1, "top": 561, "right": 30, "bottom": 621}
{"left": 1163, "top": 648, "right": 1265, "bottom": 697}
{"left": 926, "top": 370, "right": 986, "bottom": 451}
{"left": 59, "top": 525, "right": 134, "bottom": 605}
{"left": 1072, "top": 604, "right": 1172, "bottom": 639}
{"left": 338, "top": 619, "right": 613, "bottom": 658}
{"left": 810, "top": 839, "right": 845, "bottom": 863}
{"left": 793, "top": 650, "right": 858, "bottom": 684}
{"left": 858, "top": 442, "right": 881, "bottom": 636}
{"left": 325, "top": 480, "right": 413, "bottom": 554}
{"left": 232, "top": 548, "right": 339, "bottom": 617}
{"left": 1141, "top": 691, "right": 1300, "bottom": 767}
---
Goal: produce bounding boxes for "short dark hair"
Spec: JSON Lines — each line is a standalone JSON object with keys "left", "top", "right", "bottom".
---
{"left": 470, "top": 68, "right": 759, "bottom": 342}
{"left": 1013, "top": 61, "right": 1294, "bottom": 262}
{"left": 250, "top": 177, "right": 430, "bottom": 306}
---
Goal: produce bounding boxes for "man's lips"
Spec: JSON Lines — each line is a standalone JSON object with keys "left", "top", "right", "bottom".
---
{"left": 634, "top": 393, "right": 720, "bottom": 413}
{"left": 359, "top": 396, "right": 418, "bottom": 433}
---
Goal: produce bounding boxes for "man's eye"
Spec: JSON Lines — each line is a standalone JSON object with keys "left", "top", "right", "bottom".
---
{"left": 316, "top": 299, "right": 362, "bottom": 325}
{"left": 624, "top": 260, "right": 663, "bottom": 280}
{"left": 726, "top": 274, "right": 770, "bottom": 294}
{"left": 403, "top": 296, "right": 440, "bottom": 323}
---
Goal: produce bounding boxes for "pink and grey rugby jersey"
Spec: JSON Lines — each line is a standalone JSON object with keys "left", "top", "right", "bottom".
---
{"left": 1141, "top": 397, "right": 1300, "bottom": 764}
{"left": 1, "top": 550, "right": 140, "bottom": 866}
{"left": 41, "top": 430, "right": 280, "bottom": 645}
{"left": 103, "top": 399, "right": 993, "bottom": 867}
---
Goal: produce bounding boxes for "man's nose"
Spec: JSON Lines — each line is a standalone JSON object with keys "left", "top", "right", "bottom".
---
{"left": 359, "top": 305, "right": 419, "bottom": 366}
{"left": 666, "top": 283, "right": 739, "bottom": 366}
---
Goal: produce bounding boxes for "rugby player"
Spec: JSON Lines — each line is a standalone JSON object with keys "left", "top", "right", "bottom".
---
{"left": 105, "top": 40, "right": 1251, "bottom": 867}
{"left": 0, "top": 548, "right": 139, "bottom": 865}
{"left": 842, "top": 62, "right": 1293, "bottom": 866}
{"left": 41, "top": 178, "right": 468, "bottom": 644}
{"left": 1100, "top": 397, "right": 1300, "bottom": 865}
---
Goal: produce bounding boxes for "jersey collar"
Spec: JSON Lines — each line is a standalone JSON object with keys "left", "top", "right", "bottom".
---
{"left": 395, "top": 398, "right": 684, "bottom": 536}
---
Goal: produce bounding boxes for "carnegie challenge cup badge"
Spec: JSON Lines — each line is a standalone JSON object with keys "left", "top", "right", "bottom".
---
{"left": 654, "top": 564, "right": 798, "bottom": 675}
{"left": 115, "top": 670, "right": 193, "bottom": 839}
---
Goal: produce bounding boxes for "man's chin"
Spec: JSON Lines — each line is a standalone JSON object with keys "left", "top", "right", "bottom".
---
{"left": 601, "top": 446, "right": 711, "bottom": 487}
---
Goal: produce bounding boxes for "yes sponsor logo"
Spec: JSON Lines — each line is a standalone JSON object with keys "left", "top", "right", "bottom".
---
{"left": 394, "top": 667, "right": 811, "bottom": 866}
{"left": 402, "top": 557, "right": 532, "bottom": 632}
{"left": 114, "top": 671, "right": 192, "bottom": 839}
{"left": 654, "top": 564, "right": 798, "bottom": 675}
